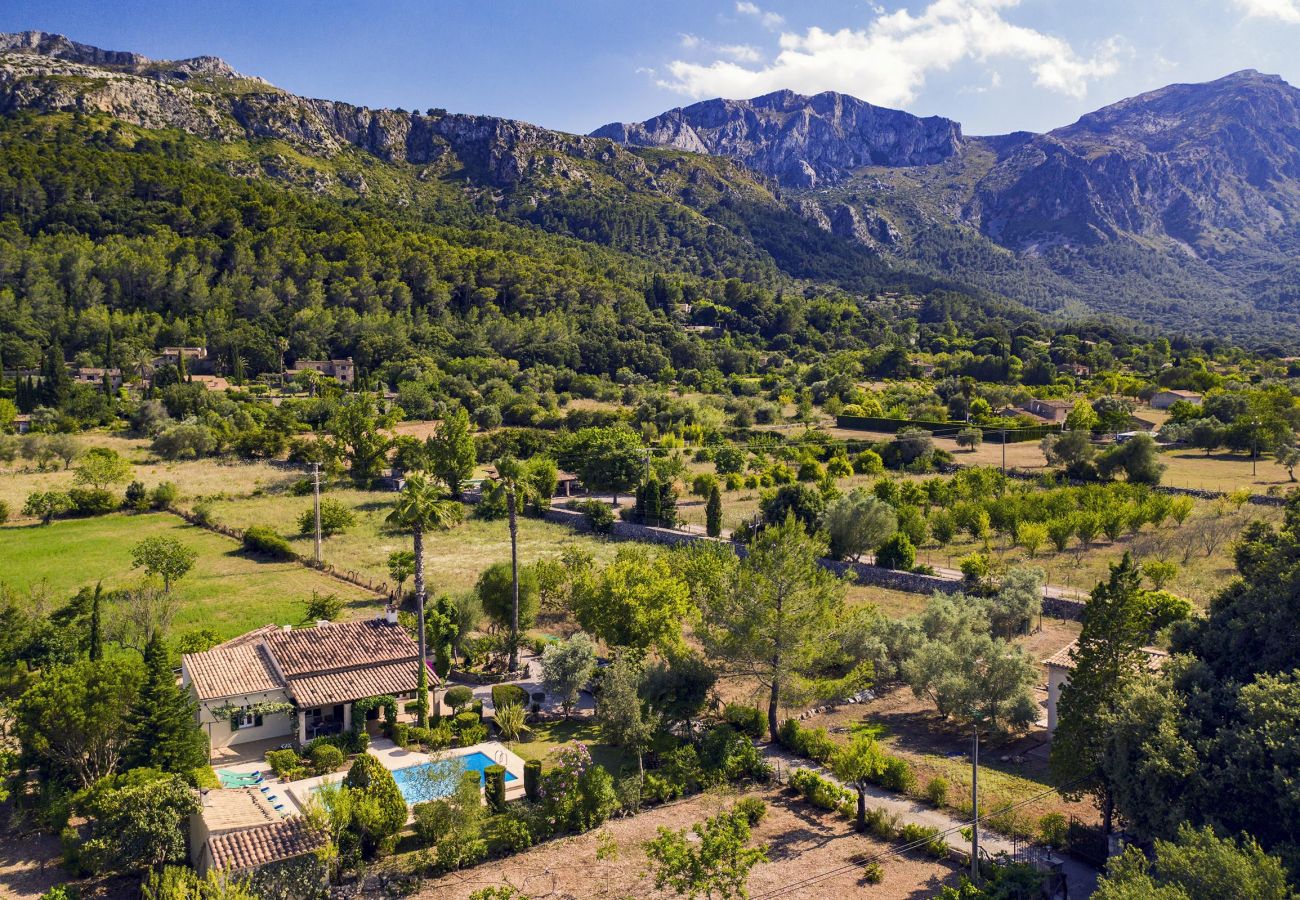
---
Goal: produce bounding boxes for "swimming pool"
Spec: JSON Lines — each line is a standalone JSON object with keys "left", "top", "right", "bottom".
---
{"left": 391, "top": 751, "right": 517, "bottom": 804}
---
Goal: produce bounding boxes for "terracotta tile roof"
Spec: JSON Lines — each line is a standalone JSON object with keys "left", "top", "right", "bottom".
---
{"left": 288, "top": 660, "right": 423, "bottom": 707}
{"left": 219, "top": 624, "right": 281, "bottom": 650}
{"left": 208, "top": 818, "right": 327, "bottom": 872}
{"left": 1044, "top": 640, "right": 1169, "bottom": 672}
{"left": 262, "top": 620, "right": 417, "bottom": 678}
{"left": 186, "top": 644, "right": 283, "bottom": 701}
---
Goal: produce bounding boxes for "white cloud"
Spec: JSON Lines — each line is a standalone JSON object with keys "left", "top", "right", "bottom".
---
{"left": 735, "top": 1, "right": 786, "bottom": 30}
{"left": 1234, "top": 0, "right": 1300, "bottom": 22}
{"left": 660, "top": 0, "right": 1120, "bottom": 106}
{"left": 679, "top": 33, "right": 701, "bottom": 49}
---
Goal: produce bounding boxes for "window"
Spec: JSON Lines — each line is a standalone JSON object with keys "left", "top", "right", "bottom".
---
{"left": 232, "top": 706, "right": 264, "bottom": 731}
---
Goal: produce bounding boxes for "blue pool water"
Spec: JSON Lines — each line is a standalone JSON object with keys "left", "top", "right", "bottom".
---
{"left": 391, "top": 752, "right": 516, "bottom": 804}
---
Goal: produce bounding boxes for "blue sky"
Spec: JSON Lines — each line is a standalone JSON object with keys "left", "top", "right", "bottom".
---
{"left": 4, "top": 0, "right": 1300, "bottom": 136}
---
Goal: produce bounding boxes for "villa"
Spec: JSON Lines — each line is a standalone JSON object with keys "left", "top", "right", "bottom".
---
{"left": 1044, "top": 641, "right": 1168, "bottom": 733}
{"left": 182, "top": 613, "right": 437, "bottom": 759}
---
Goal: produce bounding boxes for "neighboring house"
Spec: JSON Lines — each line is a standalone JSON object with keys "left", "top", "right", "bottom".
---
{"left": 289, "top": 358, "right": 355, "bottom": 386}
{"left": 1060, "top": 362, "right": 1091, "bottom": 377}
{"left": 1044, "top": 641, "right": 1168, "bottom": 733}
{"left": 1151, "top": 389, "right": 1203, "bottom": 410}
{"left": 191, "top": 794, "right": 328, "bottom": 896}
{"left": 182, "top": 614, "right": 433, "bottom": 757}
{"left": 1019, "top": 398, "right": 1074, "bottom": 424}
{"left": 555, "top": 469, "right": 582, "bottom": 497}
{"left": 12, "top": 414, "right": 32, "bottom": 434}
{"left": 72, "top": 367, "right": 124, "bottom": 390}
{"left": 191, "top": 374, "right": 233, "bottom": 392}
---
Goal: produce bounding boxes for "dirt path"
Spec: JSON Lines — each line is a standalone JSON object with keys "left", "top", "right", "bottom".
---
{"left": 763, "top": 745, "right": 1098, "bottom": 897}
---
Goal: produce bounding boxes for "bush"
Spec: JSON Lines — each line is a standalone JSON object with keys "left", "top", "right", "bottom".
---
{"left": 68, "top": 487, "right": 118, "bottom": 516}
{"left": 491, "top": 684, "right": 529, "bottom": 710}
{"left": 124, "top": 480, "right": 149, "bottom": 511}
{"left": 242, "top": 525, "right": 296, "bottom": 560}
{"left": 150, "top": 481, "right": 178, "bottom": 509}
{"left": 524, "top": 759, "right": 542, "bottom": 801}
{"left": 309, "top": 743, "right": 345, "bottom": 774}
{"left": 924, "top": 776, "right": 949, "bottom": 808}
{"left": 191, "top": 766, "right": 221, "bottom": 790}
{"left": 723, "top": 704, "right": 766, "bottom": 738}
{"left": 863, "top": 862, "right": 884, "bottom": 884}
{"left": 789, "top": 768, "right": 851, "bottom": 811}
{"left": 877, "top": 755, "right": 915, "bottom": 793}
{"left": 266, "top": 748, "right": 303, "bottom": 777}
{"left": 0, "top": 500, "right": 8, "bottom": 526}
{"left": 899, "top": 822, "right": 948, "bottom": 858}
{"left": 580, "top": 499, "right": 615, "bottom": 534}
{"left": 485, "top": 813, "right": 533, "bottom": 854}
{"left": 734, "top": 797, "right": 767, "bottom": 827}
{"left": 456, "top": 723, "right": 488, "bottom": 746}
{"left": 444, "top": 685, "right": 475, "bottom": 714}
{"left": 297, "top": 498, "right": 356, "bottom": 536}
{"left": 864, "top": 806, "right": 899, "bottom": 840}
{"left": 390, "top": 721, "right": 410, "bottom": 747}
{"left": 875, "top": 532, "right": 916, "bottom": 571}
{"left": 777, "top": 718, "right": 835, "bottom": 763}
{"left": 1037, "top": 811, "right": 1069, "bottom": 847}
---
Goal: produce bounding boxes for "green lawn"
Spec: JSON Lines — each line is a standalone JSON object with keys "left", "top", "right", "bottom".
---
{"left": 0, "top": 512, "right": 381, "bottom": 638}
{"left": 508, "top": 719, "right": 638, "bottom": 776}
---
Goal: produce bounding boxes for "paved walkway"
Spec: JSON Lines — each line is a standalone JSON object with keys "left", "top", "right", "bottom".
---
{"left": 762, "top": 744, "right": 1099, "bottom": 897}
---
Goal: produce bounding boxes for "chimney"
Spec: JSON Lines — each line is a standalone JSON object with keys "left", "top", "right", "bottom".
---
{"left": 384, "top": 606, "right": 399, "bottom": 625}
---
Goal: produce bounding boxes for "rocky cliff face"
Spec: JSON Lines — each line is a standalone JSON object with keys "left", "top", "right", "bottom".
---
{"left": 0, "top": 31, "right": 620, "bottom": 189}
{"left": 970, "top": 70, "right": 1300, "bottom": 252}
{"left": 593, "top": 89, "right": 963, "bottom": 188}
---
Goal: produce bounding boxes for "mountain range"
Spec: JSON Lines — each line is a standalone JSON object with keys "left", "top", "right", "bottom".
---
{"left": 4, "top": 30, "right": 1300, "bottom": 345}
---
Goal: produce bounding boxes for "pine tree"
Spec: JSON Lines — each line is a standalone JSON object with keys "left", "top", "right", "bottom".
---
{"left": 125, "top": 633, "right": 209, "bottom": 774}
{"left": 706, "top": 483, "right": 723, "bottom": 538}
{"left": 1049, "top": 552, "right": 1149, "bottom": 834}
{"left": 88, "top": 582, "right": 103, "bottom": 661}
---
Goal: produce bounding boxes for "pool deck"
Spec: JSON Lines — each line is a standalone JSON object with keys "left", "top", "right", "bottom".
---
{"left": 283, "top": 738, "right": 527, "bottom": 813}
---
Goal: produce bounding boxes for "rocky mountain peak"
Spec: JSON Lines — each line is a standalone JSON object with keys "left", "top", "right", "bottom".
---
{"left": 593, "top": 90, "right": 963, "bottom": 187}
{"left": 0, "top": 31, "right": 254, "bottom": 82}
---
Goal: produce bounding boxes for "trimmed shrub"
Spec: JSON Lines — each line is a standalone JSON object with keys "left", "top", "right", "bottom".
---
{"left": 723, "top": 704, "right": 766, "bottom": 738}
{"left": 266, "top": 748, "right": 302, "bottom": 777}
{"left": 389, "top": 721, "right": 410, "bottom": 747}
{"left": 484, "top": 764, "right": 507, "bottom": 812}
{"left": 309, "top": 743, "right": 345, "bottom": 774}
{"left": 242, "top": 525, "right": 296, "bottom": 560}
{"left": 444, "top": 685, "right": 474, "bottom": 713}
{"left": 524, "top": 759, "right": 542, "bottom": 801}
{"left": 491, "top": 683, "right": 529, "bottom": 710}
{"left": 456, "top": 723, "right": 488, "bottom": 747}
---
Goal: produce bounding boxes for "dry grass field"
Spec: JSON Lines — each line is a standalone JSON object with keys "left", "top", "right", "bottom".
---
{"left": 412, "top": 786, "right": 963, "bottom": 900}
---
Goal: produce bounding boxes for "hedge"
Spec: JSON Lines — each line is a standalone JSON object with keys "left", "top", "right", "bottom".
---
{"left": 484, "top": 764, "right": 507, "bottom": 812}
{"left": 524, "top": 759, "right": 542, "bottom": 801}
{"left": 836, "top": 415, "right": 1059, "bottom": 443}
{"left": 491, "top": 684, "right": 529, "bottom": 710}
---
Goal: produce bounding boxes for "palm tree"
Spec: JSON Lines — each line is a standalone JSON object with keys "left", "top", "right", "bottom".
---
{"left": 491, "top": 456, "right": 541, "bottom": 672}
{"left": 386, "top": 472, "right": 463, "bottom": 726}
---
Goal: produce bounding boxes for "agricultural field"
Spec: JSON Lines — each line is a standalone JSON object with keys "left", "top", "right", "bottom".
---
{"left": 0, "top": 512, "right": 379, "bottom": 638}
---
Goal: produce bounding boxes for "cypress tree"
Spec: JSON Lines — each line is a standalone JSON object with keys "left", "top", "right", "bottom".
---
{"left": 124, "top": 633, "right": 209, "bottom": 774}
{"left": 644, "top": 474, "right": 661, "bottom": 527}
{"left": 39, "top": 341, "right": 71, "bottom": 409}
{"left": 88, "top": 582, "right": 103, "bottom": 661}
{"left": 706, "top": 483, "right": 723, "bottom": 538}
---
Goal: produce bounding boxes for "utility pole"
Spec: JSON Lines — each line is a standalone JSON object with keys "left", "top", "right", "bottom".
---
{"left": 311, "top": 462, "right": 322, "bottom": 566}
{"left": 1001, "top": 429, "right": 1007, "bottom": 476}
{"left": 971, "top": 719, "right": 981, "bottom": 885}
{"left": 1252, "top": 419, "right": 1259, "bottom": 477}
